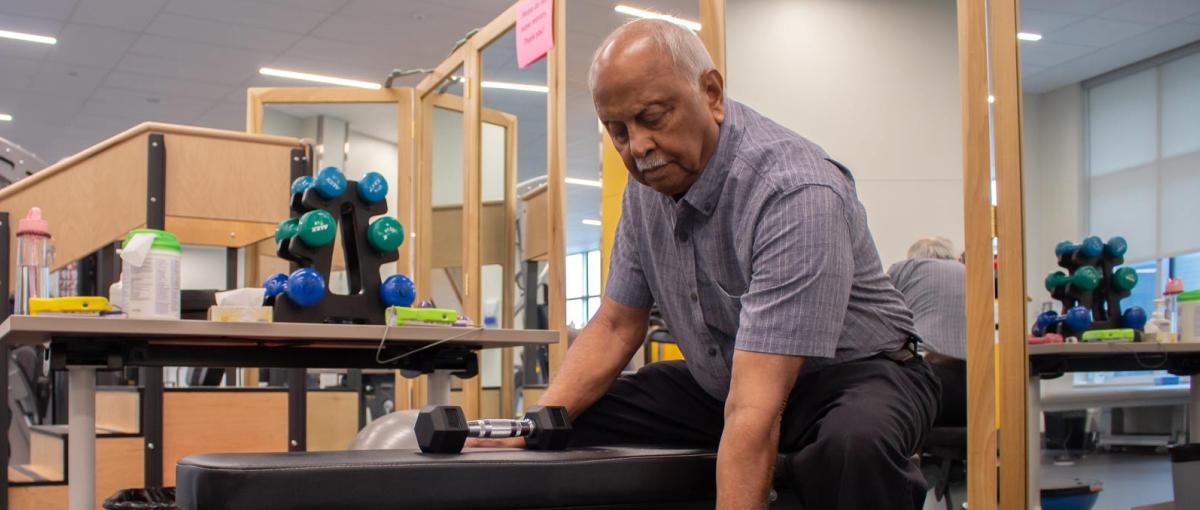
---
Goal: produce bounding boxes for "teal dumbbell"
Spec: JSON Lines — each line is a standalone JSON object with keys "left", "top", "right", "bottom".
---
{"left": 314, "top": 166, "right": 347, "bottom": 199}
{"left": 1045, "top": 266, "right": 1102, "bottom": 292}
{"left": 291, "top": 176, "right": 314, "bottom": 196}
{"left": 297, "top": 209, "right": 337, "bottom": 247}
{"left": 357, "top": 172, "right": 388, "bottom": 204}
{"left": 1113, "top": 266, "right": 1138, "bottom": 292}
{"left": 275, "top": 218, "right": 299, "bottom": 242}
{"left": 1055, "top": 236, "right": 1103, "bottom": 259}
{"left": 367, "top": 217, "right": 404, "bottom": 253}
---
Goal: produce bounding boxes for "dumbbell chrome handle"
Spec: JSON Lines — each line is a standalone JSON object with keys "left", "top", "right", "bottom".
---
{"left": 468, "top": 419, "right": 535, "bottom": 439}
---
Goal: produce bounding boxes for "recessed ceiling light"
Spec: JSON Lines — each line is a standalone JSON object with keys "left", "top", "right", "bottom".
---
{"left": 565, "top": 177, "right": 602, "bottom": 188}
{"left": 614, "top": 5, "right": 701, "bottom": 31}
{"left": 0, "top": 29, "right": 57, "bottom": 45}
{"left": 0, "top": 114, "right": 12, "bottom": 122}
{"left": 481, "top": 81, "right": 548, "bottom": 93}
{"left": 581, "top": 219, "right": 602, "bottom": 226}
{"left": 259, "top": 67, "right": 381, "bottom": 90}
{"left": 1017, "top": 32, "right": 1042, "bottom": 42}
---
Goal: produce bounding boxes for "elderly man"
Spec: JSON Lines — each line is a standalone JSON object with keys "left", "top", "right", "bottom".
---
{"left": 888, "top": 238, "right": 968, "bottom": 427}
{"left": 478, "top": 19, "right": 939, "bottom": 509}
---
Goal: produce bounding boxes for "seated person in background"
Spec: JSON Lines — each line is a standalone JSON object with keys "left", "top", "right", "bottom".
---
{"left": 475, "top": 19, "right": 939, "bottom": 510}
{"left": 888, "top": 237, "right": 967, "bottom": 427}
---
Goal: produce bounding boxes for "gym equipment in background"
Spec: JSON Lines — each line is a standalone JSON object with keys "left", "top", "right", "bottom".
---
{"left": 414, "top": 404, "right": 571, "bottom": 454}
{"left": 1040, "top": 236, "right": 1146, "bottom": 338}
{"left": 269, "top": 168, "right": 413, "bottom": 324}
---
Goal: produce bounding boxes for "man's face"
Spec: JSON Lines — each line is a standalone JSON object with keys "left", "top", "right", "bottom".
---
{"left": 592, "top": 40, "right": 724, "bottom": 196}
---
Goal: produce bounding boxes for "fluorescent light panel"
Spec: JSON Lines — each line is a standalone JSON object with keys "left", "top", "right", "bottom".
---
{"left": 482, "top": 80, "right": 548, "bottom": 93}
{"left": 0, "top": 29, "right": 56, "bottom": 45}
{"left": 565, "top": 177, "right": 602, "bottom": 188}
{"left": 614, "top": 5, "right": 702, "bottom": 31}
{"left": 1017, "top": 32, "right": 1042, "bottom": 41}
{"left": 581, "top": 219, "right": 602, "bottom": 226}
{"left": 259, "top": 67, "right": 381, "bottom": 89}
{"left": 0, "top": 114, "right": 11, "bottom": 122}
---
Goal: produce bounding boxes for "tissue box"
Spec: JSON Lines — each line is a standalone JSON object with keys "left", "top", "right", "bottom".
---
{"left": 207, "top": 306, "right": 272, "bottom": 323}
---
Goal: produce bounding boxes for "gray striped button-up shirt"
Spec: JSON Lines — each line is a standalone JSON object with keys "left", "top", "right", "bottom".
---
{"left": 606, "top": 99, "right": 918, "bottom": 400}
{"left": 887, "top": 258, "right": 967, "bottom": 360}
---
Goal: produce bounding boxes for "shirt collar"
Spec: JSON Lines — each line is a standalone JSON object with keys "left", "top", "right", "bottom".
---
{"left": 678, "top": 99, "right": 743, "bottom": 217}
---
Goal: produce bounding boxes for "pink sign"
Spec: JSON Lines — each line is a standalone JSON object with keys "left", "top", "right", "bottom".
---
{"left": 516, "top": 0, "right": 553, "bottom": 69}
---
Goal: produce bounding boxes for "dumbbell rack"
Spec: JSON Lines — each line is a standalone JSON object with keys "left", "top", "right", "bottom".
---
{"left": 273, "top": 177, "right": 398, "bottom": 325}
{"left": 1050, "top": 238, "right": 1131, "bottom": 333}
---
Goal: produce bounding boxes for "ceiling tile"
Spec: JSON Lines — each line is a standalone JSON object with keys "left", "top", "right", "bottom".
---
{"left": 0, "top": 12, "right": 61, "bottom": 60}
{"left": 163, "top": 0, "right": 329, "bottom": 34}
{"left": 1020, "top": 0, "right": 1125, "bottom": 16}
{"left": 1049, "top": 17, "right": 1155, "bottom": 47}
{"left": 29, "top": 61, "right": 108, "bottom": 99}
{"left": 145, "top": 12, "right": 301, "bottom": 52}
{"left": 0, "top": 91, "right": 84, "bottom": 125}
{"left": 71, "top": 0, "right": 164, "bottom": 31}
{"left": 117, "top": 53, "right": 257, "bottom": 86}
{"left": 1099, "top": 0, "right": 1200, "bottom": 26}
{"left": 83, "top": 87, "right": 217, "bottom": 124}
{"left": 43, "top": 23, "right": 138, "bottom": 68}
{"left": 1020, "top": 40, "right": 1097, "bottom": 68}
{"left": 105, "top": 71, "right": 236, "bottom": 101}
{"left": 194, "top": 102, "right": 245, "bottom": 131}
{"left": 1020, "top": 9, "right": 1085, "bottom": 34}
{"left": 0, "top": 57, "right": 42, "bottom": 91}
{"left": 258, "top": 0, "right": 349, "bottom": 13}
{"left": 0, "top": 0, "right": 78, "bottom": 21}
{"left": 128, "top": 34, "right": 272, "bottom": 71}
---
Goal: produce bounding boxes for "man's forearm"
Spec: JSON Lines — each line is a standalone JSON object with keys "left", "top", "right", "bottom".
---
{"left": 717, "top": 408, "right": 782, "bottom": 509}
{"left": 537, "top": 315, "right": 642, "bottom": 420}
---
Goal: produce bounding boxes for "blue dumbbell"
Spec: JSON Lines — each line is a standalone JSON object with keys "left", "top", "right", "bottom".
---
{"left": 357, "top": 172, "right": 388, "bottom": 204}
{"left": 379, "top": 274, "right": 416, "bottom": 307}
{"left": 1122, "top": 306, "right": 1147, "bottom": 331}
{"left": 1055, "top": 237, "right": 1103, "bottom": 259}
{"left": 285, "top": 268, "right": 326, "bottom": 307}
{"left": 1104, "top": 236, "right": 1128, "bottom": 258}
{"left": 263, "top": 272, "right": 289, "bottom": 299}
{"left": 291, "top": 176, "right": 314, "bottom": 196}
{"left": 1032, "top": 306, "right": 1092, "bottom": 336}
{"left": 314, "top": 166, "right": 347, "bottom": 200}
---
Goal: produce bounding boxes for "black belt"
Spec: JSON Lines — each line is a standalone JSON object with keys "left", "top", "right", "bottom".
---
{"left": 882, "top": 336, "right": 921, "bottom": 364}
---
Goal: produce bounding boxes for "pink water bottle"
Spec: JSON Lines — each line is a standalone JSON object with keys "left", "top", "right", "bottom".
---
{"left": 15, "top": 207, "right": 51, "bottom": 315}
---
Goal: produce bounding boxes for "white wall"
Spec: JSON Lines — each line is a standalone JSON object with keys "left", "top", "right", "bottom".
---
{"left": 345, "top": 130, "right": 400, "bottom": 220}
{"left": 726, "top": 0, "right": 963, "bottom": 267}
{"left": 432, "top": 106, "right": 465, "bottom": 207}
{"left": 1022, "top": 84, "right": 1085, "bottom": 315}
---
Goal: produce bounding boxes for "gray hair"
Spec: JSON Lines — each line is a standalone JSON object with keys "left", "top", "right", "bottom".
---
{"left": 588, "top": 18, "right": 715, "bottom": 91}
{"left": 907, "top": 237, "right": 957, "bottom": 260}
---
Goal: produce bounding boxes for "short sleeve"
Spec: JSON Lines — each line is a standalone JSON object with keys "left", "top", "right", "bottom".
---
{"left": 603, "top": 190, "right": 654, "bottom": 310}
{"left": 736, "top": 186, "right": 853, "bottom": 358}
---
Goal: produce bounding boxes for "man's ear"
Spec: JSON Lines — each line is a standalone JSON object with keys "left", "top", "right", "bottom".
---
{"left": 701, "top": 69, "right": 725, "bottom": 123}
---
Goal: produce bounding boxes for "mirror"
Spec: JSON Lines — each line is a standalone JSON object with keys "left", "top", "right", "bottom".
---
{"left": 1018, "top": 4, "right": 1200, "bottom": 508}
{"left": 261, "top": 102, "right": 402, "bottom": 292}
{"left": 480, "top": 27, "right": 550, "bottom": 416}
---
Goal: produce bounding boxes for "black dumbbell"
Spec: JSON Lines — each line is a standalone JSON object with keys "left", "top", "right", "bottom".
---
{"left": 414, "top": 404, "right": 571, "bottom": 454}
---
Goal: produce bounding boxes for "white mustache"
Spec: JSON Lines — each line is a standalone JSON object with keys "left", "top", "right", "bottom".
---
{"left": 635, "top": 154, "right": 668, "bottom": 173}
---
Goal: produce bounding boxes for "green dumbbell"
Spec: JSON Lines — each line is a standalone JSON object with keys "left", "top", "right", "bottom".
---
{"left": 1113, "top": 266, "right": 1138, "bottom": 292}
{"left": 1045, "top": 266, "right": 1102, "bottom": 292}
{"left": 367, "top": 217, "right": 404, "bottom": 253}
{"left": 275, "top": 218, "right": 299, "bottom": 242}
{"left": 297, "top": 209, "right": 337, "bottom": 247}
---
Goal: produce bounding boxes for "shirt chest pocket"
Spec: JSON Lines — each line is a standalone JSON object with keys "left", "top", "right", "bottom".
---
{"left": 698, "top": 268, "right": 745, "bottom": 338}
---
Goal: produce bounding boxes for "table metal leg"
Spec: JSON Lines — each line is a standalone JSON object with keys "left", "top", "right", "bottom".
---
{"left": 287, "top": 369, "right": 306, "bottom": 452}
{"left": 1028, "top": 375, "right": 1042, "bottom": 510}
{"left": 68, "top": 367, "right": 96, "bottom": 510}
{"left": 1190, "top": 376, "right": 1200, "bottom": 442}
{"left": 427, "top": 370, "right": 452, "bottom": 405}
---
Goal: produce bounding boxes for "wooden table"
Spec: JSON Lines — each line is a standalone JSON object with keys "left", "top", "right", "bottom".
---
{"left": 1028, "top": 341, "right": 1200, "bottom": 508}
{"left": 0, "top": 316, "right": 557, "bottom": 510}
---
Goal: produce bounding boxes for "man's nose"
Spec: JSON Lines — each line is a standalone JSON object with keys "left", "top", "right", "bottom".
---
{"left": 628, "top": 125, "right": 654, "bottom": 158}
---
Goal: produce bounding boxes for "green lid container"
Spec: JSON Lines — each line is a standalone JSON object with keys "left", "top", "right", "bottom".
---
{"left": 122, "top": 229, "right": 182, "bottom": 253}
{"left": 1178, "top": 290, "right": 1200, "bottom": 302}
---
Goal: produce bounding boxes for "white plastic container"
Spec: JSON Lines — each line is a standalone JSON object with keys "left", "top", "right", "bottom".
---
{"left": 119, "top": 229, "right": 181, "bottom": 319}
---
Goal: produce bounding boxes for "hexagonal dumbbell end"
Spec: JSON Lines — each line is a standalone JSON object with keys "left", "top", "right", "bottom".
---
{"left": 524, "top": 405, "right": 571, "bottom": 451}
{"left": 415, "top": 405, "right": 468, "bottom": 454}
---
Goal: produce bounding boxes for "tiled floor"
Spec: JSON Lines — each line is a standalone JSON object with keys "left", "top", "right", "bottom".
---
{"left": 922, "top": 449, "right": 1175, "bottom": 510}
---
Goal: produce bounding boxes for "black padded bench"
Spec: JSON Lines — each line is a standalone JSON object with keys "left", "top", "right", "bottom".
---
{"left": 176, "top": 447, "right": 801, "bottom": 509}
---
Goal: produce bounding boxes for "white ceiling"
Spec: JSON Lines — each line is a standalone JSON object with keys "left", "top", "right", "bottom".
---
{"left": 1020, "top": 0, "right": 1200, "bottom": 93}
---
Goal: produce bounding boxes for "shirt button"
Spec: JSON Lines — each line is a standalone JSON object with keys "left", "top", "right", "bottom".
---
{"left": 690, "top": 293, "right": 698, "bottom": 302}
{"left": 707, "top": 347, "right": 718, "bottom": 356}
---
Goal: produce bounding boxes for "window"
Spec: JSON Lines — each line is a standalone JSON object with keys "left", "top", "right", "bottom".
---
{"left": 1119, "top": 260, "right": 1158, "bottom": 317}
{"left": 566, "top": 250, "right": 602, "bottom": 328}
{"left": 1086, "top": 47, "right": 1200, "bottom": 261}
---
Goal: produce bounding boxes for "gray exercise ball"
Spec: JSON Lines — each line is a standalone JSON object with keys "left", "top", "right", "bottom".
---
{"left": 351, "top": 409, "right": 420, "bottom": 450}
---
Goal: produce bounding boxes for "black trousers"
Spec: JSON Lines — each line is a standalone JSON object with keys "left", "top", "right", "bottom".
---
{"left": 929, "top": 362, "right": 966, "bottom": 427}
{"left": 570, "top": 354, "right": 940, "bottom": 509}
